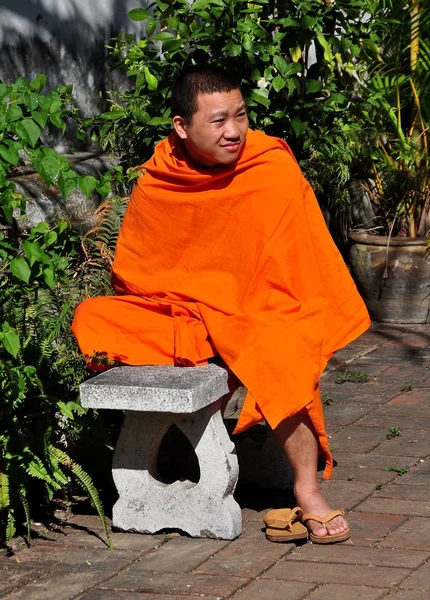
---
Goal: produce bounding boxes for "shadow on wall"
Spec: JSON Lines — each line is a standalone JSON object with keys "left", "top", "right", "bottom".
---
{"left": 0, "top": 0, "right": 144, "bottom": 120}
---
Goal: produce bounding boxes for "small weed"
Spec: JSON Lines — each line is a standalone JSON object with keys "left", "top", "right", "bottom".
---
{"left": 386, "top": 426, "right": 402, "bottom": 440}
{"left": 382, "top": 465, "right": 410, "bottom": 476}
{"left": 375, "top": 482, "right": 383, "bottom": 490}
{"left": 322, "top": 393, "right": 334, "bottom": 406}
{"left": 347, "top": 474, "right": 355, "bottom": 481}
{"left": 400, "top": 380, "right": 415, "bottom": 392}
{"left": 335, "top": 371, "right": 369, "bottom": 384}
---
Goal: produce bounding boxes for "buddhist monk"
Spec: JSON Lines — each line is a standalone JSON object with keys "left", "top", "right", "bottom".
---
{"left": 72, "top": 65, "right": 370, "bottom": 544}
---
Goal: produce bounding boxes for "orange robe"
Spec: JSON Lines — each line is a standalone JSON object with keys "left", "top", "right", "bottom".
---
{"left": 72, "top": 129, "right": 370, "bottom": 478}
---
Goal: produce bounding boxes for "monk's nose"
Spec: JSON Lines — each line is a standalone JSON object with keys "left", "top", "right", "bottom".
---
{"left": 224, "top": 120, "right": 240, "bottom": 140}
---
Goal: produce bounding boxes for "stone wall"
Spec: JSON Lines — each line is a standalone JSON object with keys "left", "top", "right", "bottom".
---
{"left": 0, "top": 0, "right": 144, "bottom": 119}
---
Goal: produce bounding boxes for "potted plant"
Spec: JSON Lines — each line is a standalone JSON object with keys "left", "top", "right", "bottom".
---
{"left": 349, "top": 0, "right": 430, "bottom": 323}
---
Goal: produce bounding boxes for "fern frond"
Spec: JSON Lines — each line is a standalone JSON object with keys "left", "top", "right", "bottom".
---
{"left": 49, "top": 445, "right": 113, "bottom": 550}
{"left": 5, "top": 508, "right": 16, "bottom": 543}
{"left": 0, "top": 471, "right": 10, "bottom": 510}
{"left": 19, "top": 485, "right": 31, "bottom": 541}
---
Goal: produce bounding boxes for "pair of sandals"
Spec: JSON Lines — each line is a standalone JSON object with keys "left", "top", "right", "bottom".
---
{"left": 264, "top": 507, "right": 350, "bottom": 544}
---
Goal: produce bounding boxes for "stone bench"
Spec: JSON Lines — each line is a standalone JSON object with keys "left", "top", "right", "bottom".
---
{"left": 80, "top": 364, "right": 242, "bottom": 540}
{"left": 80, "top": 363, "right": 293, "bottom": 540}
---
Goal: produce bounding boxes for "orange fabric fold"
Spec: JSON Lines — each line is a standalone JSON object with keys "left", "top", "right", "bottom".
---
{"left": 72, "top": 129, "right": 370, "bottom": 478}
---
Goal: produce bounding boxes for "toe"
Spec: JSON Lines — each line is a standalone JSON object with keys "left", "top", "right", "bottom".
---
{"left": 326, "top": 516, "right": 348, "bottom": 536}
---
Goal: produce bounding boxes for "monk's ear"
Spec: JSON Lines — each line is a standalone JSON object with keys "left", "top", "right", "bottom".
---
{"left": 172, "top": 116, "right": 188, "bottom": 140}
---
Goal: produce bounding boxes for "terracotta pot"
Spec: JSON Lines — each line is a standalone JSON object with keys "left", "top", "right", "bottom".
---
{"left": 349, "top": 233, "right": 430, "bottom": 323}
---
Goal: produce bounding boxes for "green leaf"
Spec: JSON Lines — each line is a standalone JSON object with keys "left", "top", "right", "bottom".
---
{"left": 15, "top": 119, "right": 41, "bottom": 147}
{"left": 250, "top": 88, "right": 270, "bottom": 108}
{"left": 289, "top": 44, "right": 302, "bottom": 63}
{"left": 273, "top": 55, "right": 288, "bottom": 77}
{"left": 44, "top": 231, "right": 58, "bottom": 247}
{"left": 30, "top": 74, "right": 47, "bottom": 93}
{"left": 99, "top": 110, "right": 126, "bottom": 120}
{"left": 31, "top": 221, "right": 49, "bottom": 234}
{"left": 31, "top": 110, "right": 47, "bottom": 128}
{"left": 0, "top": 144, "right": 20, "bottom": 166}
{"left": 143, "top": 67, "right": 158, "bottom": 91}
{"left": 316, "top": 34, "right": 334, "bottom": 65}
{"left": 43, "top": 267, "right": 56, "bottom": 289}
{"left": 6, "top": 103, "right": 23, "bottom": 122}
{"left": 58, "top": 170, "right": 77, "bottom": 197}
{"left": 3, "top": 331, "right": 20, "bottom": 358}
{"left": 154, "top": 31, "right": 176, "bottom": 41}
{"left": 78, "top": 175, "right": 98, "bottom": 197}
{"left": 306, "top": 79, "right": 323, "bottom": 94}
{"left": 146, "top": 19, "right": 157, "bottom": 36}
{"left": 225, "top": 42, "right": 242, "bottom": 57}
{"left": 284, "top": 63, "right": 302, "bottom": 77}
{"left": 49, "top": 113, "right": 66, "bottom": 134}
{"left": 23, "top": 240, "right": 46, "bottom": 266}
{"left": 57, "top": 401, "right": 76, "bottom": 420}
{"left": 272, "top": 76, "right": 286, "bottom": 93}
{"left": 128, "top": 8, "right": 150, "bottom": 21}
{"left": 10, "top": 257, "right": 31, "bottom": 283}
{"left": 39, "top": 156, "right": 60, "bottom": 184}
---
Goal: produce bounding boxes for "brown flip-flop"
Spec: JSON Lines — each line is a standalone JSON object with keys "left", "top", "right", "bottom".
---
{"left": 263, "top": 507, "right": 309, "bottom": 543}
{"left": 302, "top": 509, "right": 351, "bottom": 544}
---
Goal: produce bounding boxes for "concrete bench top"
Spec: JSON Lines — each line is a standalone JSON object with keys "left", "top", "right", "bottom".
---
{"left": 80, "top": 364, "right": 229, "bottom": 413}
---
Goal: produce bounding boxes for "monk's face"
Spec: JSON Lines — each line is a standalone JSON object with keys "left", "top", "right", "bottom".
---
{"left": 173, "top": 90, "right": 249, "bottom": 167}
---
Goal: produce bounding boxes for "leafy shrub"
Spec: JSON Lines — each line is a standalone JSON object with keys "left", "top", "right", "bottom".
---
{"left": 0, "top": 75, "right": 127, "bottom": 548}
{"left": 96, "top": 0, "right": 383, "bottom": 211}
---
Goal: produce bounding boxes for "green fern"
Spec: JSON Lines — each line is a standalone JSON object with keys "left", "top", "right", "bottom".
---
{"left": 0, "top": 472, "right": 10, "bottom": 511}
{"left": 19, "top": 486, "right": 31, "bottom": 541}
{"left": 6, "top": 509, "right": 16, "bottom": 543}
{"left": 50, "top": 446, "right": 113, "bottom": 550}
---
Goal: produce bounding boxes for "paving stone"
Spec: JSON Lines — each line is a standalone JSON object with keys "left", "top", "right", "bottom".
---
{"left": 231, "top": 579, "right": 316, "bottom": 600}
{"left": 323, "top": 403, "right": 375, "bottom": 427}
{"left": 0, "top": 565, "right": 47, "bottom": 596}
{"left": 372, "top": 430, "right": 430, "bottom": 457}
{"left": 385, "top": 592, "right": 430, "bottom": 600}
{"left": 305, "top": 584, "right": 389, "bottom": 600}
{"left": 130, "top": 536, "right": 229, "bottom": 573}
{"left": 392, "top": 459, "right": 430, "bottom": 486}
{"left": 400, "top": 562, "right": 430, "bottom": 590}
{"left": 1, "top": 568, "right": 121, "bottom": 600}
{"left": 330, "top": 466, "right": 396, "bottom": 484}
{"left": 32, "top": 529, "right": 161, "bottom": 553}
{"left": 101, "top": 569, "right": 249, "bottom": 596}
{"left": 319, "top": 480, "right": 375, "bottom": 510}
{"left": 388, "top": 389, "right": 430, "bottom": 407}
{"left": 373, "top": 484, "right": 430, "bottom": 502}
{"left": 366, "top": 365, "right": 430, "bottom": 385}
{"left": 195, "top": 532, "right": 294, "bottom": 578}
{"left": 330, "top": 452, "right": 418, "bottom": 471}
{"left": 357, "top": 406, "right": 430, "bottom": 430}
{"left": 328, "top": 427, "right": 389, "bottom": 453}
{"left": 83, "top": 593, "right": 222, "bottom": 600}
{"left": 13, "top": 547, "right": 138, "bottom": 570}
{"left": 347, "top": 512, "right": 408, "bottom": 546}
{"left": 381, "top": 517, "right": 430, "bottom": 551}
{"left": 287, "top": 543, "right": 428, "bottom": 569}
{"left": 60, "top": 514, "right": 112, "bottom": 530}
{"left": 262, "top": 559, "right": 411, "bottom": 587}
{"left": 356, "top": 498, "right": 430, "bottom": 517}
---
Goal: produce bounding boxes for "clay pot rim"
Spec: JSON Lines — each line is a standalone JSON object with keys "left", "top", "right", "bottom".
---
{"left": 349, "top": 232, "right": 430, "bottom": 247}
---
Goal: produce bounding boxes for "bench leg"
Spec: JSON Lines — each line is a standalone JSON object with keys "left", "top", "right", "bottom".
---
{"left": 111, "top": 399, "right": 242, "bottom": 540}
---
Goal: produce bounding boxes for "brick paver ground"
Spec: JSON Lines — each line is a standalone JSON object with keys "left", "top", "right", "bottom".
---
{"left": 1, "top": 323, "right": 430, "bottom": 599}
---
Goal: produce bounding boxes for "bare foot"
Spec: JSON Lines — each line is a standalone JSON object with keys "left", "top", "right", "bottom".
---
{"left": 294, "top": 487, "right": 349, "bottom": 538}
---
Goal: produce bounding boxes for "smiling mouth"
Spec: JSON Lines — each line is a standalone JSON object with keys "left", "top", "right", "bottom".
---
{"left": 222, "top": 142, "right": 241, "bottom": 151}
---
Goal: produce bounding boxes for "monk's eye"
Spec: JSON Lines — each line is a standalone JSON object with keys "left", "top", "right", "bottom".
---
{"left": 212, "top": 119, "right": 225, "bottom": 124}
{"left": 237, "top": 112, "right": 246, "bottom": 118}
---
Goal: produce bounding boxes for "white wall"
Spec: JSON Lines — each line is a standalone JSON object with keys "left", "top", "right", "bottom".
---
{"left": 0, "top": 0, "right": 145, "bottom": 117}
